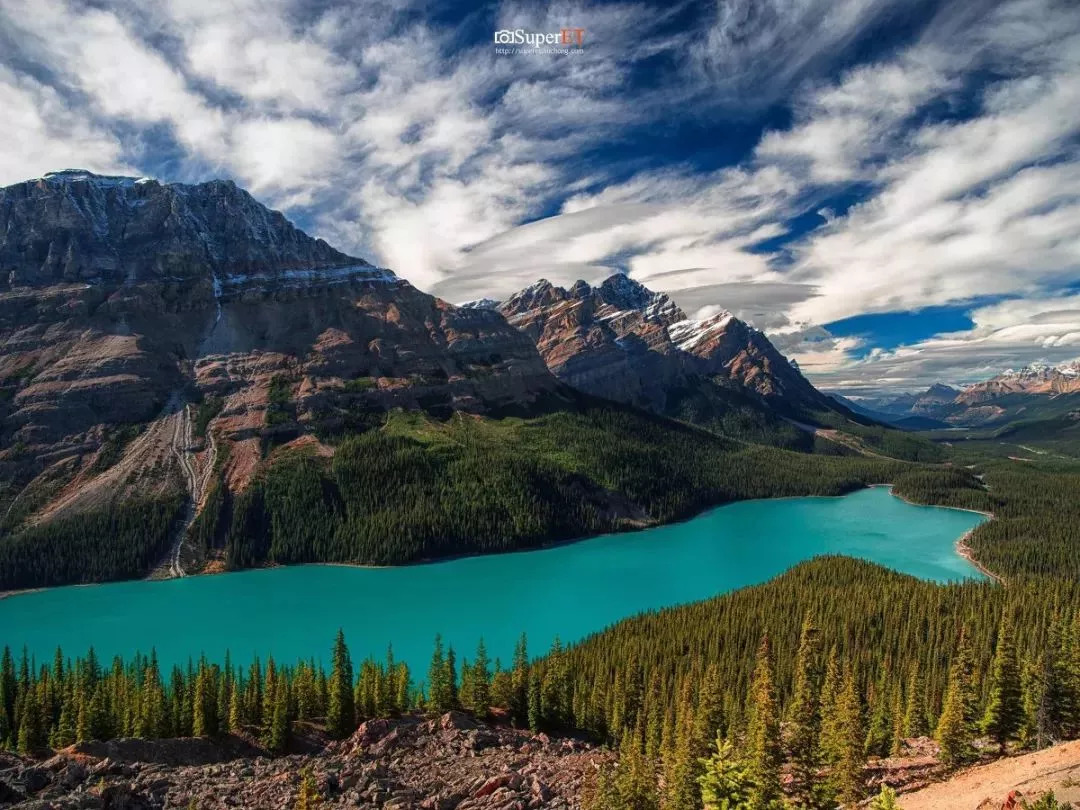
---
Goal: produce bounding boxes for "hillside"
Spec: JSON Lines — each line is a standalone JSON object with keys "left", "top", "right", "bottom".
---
{"left": 899, "top": 740, "right": 1080, "bottom": 809}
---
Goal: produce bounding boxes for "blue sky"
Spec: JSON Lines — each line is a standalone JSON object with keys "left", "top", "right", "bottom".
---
{"left": 0, "top": 0, "right": 1078, "bottom": 394}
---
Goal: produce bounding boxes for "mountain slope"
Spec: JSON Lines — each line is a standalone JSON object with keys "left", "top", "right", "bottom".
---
{"left": 0, "top": 170, "right": 558, "bottom": 582}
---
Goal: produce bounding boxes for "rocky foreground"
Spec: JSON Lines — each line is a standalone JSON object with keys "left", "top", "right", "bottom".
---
{"left": 0, "top": 713, "right": 610, "bottom": 809}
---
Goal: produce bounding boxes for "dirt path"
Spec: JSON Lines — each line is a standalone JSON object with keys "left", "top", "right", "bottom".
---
{"left": 150, "top": 394, "right": 218, "bottom": 579}
{"left": 899, "top": 740, "right": 1080, "bottom": 809}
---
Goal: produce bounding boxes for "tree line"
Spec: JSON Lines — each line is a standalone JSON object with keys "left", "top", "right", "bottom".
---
{"left": 3, "top": 580, "right": 1077, "bottom": 809}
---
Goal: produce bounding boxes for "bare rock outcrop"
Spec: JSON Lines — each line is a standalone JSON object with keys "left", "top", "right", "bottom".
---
{"left": 0, "top": 713, "right": 610, "bottom": 809}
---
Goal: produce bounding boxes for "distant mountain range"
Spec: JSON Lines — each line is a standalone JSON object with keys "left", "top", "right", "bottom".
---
{"left": 835, "top": 361, "right": 1080, "bottom": 428}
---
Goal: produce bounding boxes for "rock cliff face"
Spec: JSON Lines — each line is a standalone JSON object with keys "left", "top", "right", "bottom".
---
{"left": 495, "top": 275, "right": 837, "bottom": 416}
{"left": 0, "top": 171, "right": 557, "bottom": 542}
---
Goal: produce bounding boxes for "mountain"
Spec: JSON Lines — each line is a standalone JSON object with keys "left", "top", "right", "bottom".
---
{"left": 495, "top": 275, "right": 848, "bottom": 437}
{"left": 842, "top": 361, "right": 1080, "bottom": 428}
{"left": 0, "top": 170, "right": 556, "bottom": 564}
{"left": 956, "top": 361, "right": 1080, "bottom": 404}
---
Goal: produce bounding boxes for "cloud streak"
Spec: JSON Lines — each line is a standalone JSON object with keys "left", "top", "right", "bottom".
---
{"left": 0, "top": 0, "right": 1076, "bottom": 392}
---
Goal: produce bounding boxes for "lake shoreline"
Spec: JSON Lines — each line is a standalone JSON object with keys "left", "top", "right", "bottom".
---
{"left": 1, "top": 482, "right": 995, "bottom": 601}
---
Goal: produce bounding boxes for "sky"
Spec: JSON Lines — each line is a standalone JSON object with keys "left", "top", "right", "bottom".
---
{"left": 0, "top": 0, "right": 1078, "bottom": 395}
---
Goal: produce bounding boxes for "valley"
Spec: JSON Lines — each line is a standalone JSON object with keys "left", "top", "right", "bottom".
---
{"left": 1, "top": 169, "right": 1078, "bottom": 810}
{"left": 0, "top": 486, "right": 985, "bottom": 679}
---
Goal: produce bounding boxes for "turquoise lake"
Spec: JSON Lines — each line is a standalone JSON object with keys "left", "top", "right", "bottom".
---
{"left": 0, "top": 487, "right": 986, "bottom": 677}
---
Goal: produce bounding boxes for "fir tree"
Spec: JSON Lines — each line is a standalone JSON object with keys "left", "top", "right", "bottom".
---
{"left": 697, "top": 737, "right": 753, "bottom": 810}
{"left": 471, "top": 639, "right": 491, "bottom": 718}
{"left": 744, "top": 636, "right": 782, "bottom": 810}
{"left": 295, "top": 767, "right": 322, "bottom": 809}
{"left": 833, "top": 665, "right": 865, "bottom": 809}
{"left": 936, "top": 634, "right": 976, "bottom": 768}
{"left": 868, "top": 785, "right": 901, "bottom": 810}
{"left": 787, "top": 615, "right": 821, "bottom": 804}
{"left": 819, "top": 646, "right": 843, "bottom": 764}
{"left": 327, "top": 630, "right": 355, "bottom": 739}
{"left": 511, "top": 634, "right": 529, "bottom": 726}
{"left": 903, "top": 662, "right": 929, "bottom": 738}
{"left": 982, "top": 614, "right": 1023, "bottom": 751}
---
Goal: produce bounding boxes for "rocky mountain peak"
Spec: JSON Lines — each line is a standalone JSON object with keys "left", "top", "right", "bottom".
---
{"left": 496, "top": 275, "right": 835, "bottom": 416}
{"left": 0, "top": 170, "right": 559, "bottom": 531}
{"left": 1, "top": 170, "right": 386, "bottom": 291}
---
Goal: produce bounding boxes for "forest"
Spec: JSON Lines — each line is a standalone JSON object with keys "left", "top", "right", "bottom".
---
{"left": 3, "top": 547, "right": 1078, "bottom": 808}
{"left": 217, "top": 406, "right": 915, "bottom": 569}
{"left": 1, "top": 392, "right": 1078, "bottom": 807}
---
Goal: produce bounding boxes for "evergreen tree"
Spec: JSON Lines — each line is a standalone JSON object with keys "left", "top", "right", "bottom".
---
{"left": 267, "top": 678, "right": 289, "bottom": 754}
{"left": 327, "top": 630, "right": 355, "bottom": 739}
{"left": 471, "top": 640, "right": 491, "bottom": 718}
{"left": 511, "top": 634, "right": 529, "bottom": 726}
{"left": 698, "top": 737, "right": 753, "bottom": 810}
{"left": 833, "top": 665, "right": 865, "bottom": 809}
{"left": 982, "top": 614, "right": 1023, "bottom": 751}
{"left": 903, "top": 662, "right": 929, "bottom": 738}
{"left": 427, "top": 635, "right": 450, "bottom": 714}
{"left": 868, "top": 785, "right": 901, "bottom": 810}
{"left": 819, "top": 646, "right": 843, "bottom": 764}
{"left": 936, "top": 634, "right": 976, "bottom": 768}
{"left": 295, "top": 767, "right": 322, "bottom": 809}
{"left": 744, "top": 636, "right": 782, "bottom": 810}
{"left": 864, "top": 669, "right": 893, "bottom": 758}
{"left": 528, "top": 667, "right": 542, "bottom": 731}
{"left": 787, "top": 616, "right": 821, "bottom": 804}
{"left": 660, "top": 680, "right": 698, "bottom": 810}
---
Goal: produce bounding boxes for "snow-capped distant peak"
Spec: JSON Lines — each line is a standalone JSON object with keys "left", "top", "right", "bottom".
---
{"left": 460, "top": 298, "right": 500, "bottom": 310}
{"left": 41, "top": 169, "right": 152, "bottom": 187}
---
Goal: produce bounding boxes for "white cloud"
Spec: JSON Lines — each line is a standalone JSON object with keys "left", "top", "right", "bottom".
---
{"left": 0, "top": 0, "right": 1078, "bottom": 394}
{"left": 0, "top": 67, "right": 130, "bottom": 184}
{"left": 789, "top": 296, "right": 1080, "bottom": 393}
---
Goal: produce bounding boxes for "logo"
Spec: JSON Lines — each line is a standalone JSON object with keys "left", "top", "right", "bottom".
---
{"left": 493, "top": 27, "right": 586, "bottom": 48}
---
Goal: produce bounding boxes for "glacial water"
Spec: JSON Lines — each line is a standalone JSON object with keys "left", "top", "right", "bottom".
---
{"left": 0, "top": 487, "right": 986, "bottom": 676}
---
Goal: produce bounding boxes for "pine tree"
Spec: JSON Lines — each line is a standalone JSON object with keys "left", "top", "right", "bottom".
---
{"left": 511, "top": 634, "right": 529, "bottom": 727}
{"left": 787, "top": 615, "right": 821, "bottom": 804}
{"left": 428, "top": 635, "right": 450, "bottom": 714}
{"left": 327, "top": 630, "right": 354, "bottom": 738}
{"left": 868, "top": 785, "right": 900, "bottom": 810}
{"left": 528, "top": 667, "right": 542, "bottom": 731}
{"left": 693, "top": 664, "right": 725, "bottom": 763}
{"left": 936, "top": 635, "right": 976, "bottom": 768}
{"left": 1021, "top": 654, "right": 1049, "bottom": 750}
{"left": 471, "top": 640, "right": 491, "bottom": 718}
{"left": 889, "top": 683, "right": 905, "bottom": 757}
{"left": 1045, "top": 616, "right": 1079, "bottom": 740}
{"left": 745, "top": 636, "right": 782, "bottom": 810}
{"left": 268, "top": 678, "right": 289, "bottom": 754}
{"left": 698, "top": 737, "right": 753, "bottom": 810}
{"left": 903, "top": 662, "right": 929, "bottom": 738}
{"left": 833, "top": 665, "right": 865, "bottom": 809}
{"left": 660, "top": 680, "right": 698, "bottom": 810}
{"left": 295, "top": 767, "right": 322, "bottom": 809}
{"left": 982, "top": 614, "right": 1023, "bottom": 751}
{"left": 819, "top": 646, "right": 843, "bottom": 763}
{"left": 864, "top": 669, "right": 893, "bottom": 759}
{"left": 612, "top": 722, "right": 659, "bottom": 810}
